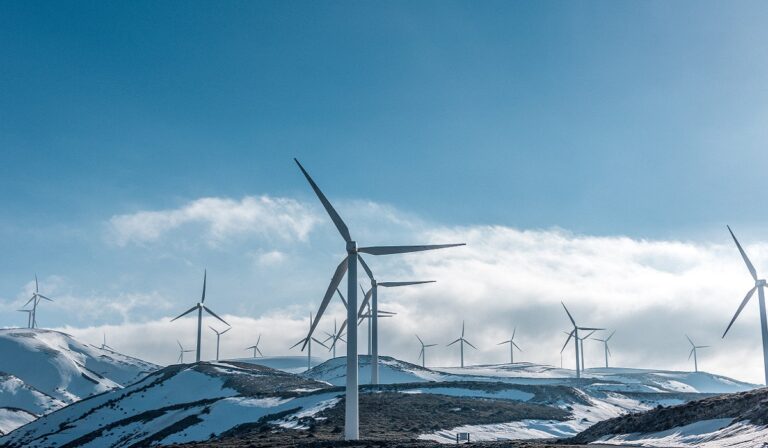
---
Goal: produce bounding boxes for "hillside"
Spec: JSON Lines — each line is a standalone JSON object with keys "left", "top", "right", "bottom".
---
{"left": 0, "top": 328, "right": 158, "bottom": 434}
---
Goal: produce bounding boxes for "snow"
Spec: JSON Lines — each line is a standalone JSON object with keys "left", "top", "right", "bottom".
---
{"left": 305, "top": 355, "right": 446, "bottom": 386}
{"left": 0, "top": 409, "right": 36, "bottom": 436}
{"left": 229, "top": 356, "right": 323, "bottom": 374}
{"left": 595, "top": 419, "right": 768, "bottom": 447}
{"left": 401, "top": 387, "right": 534, "bottom": 402}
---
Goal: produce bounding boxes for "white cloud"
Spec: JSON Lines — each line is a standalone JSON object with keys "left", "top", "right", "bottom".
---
{"left": 107, "top": 195, "right": 320, "bottom": 247}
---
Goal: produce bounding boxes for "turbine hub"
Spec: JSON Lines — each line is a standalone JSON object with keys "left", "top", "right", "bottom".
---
{"left": 346, "top": 240, "right": 357, "bottom": 253}
{"left": 758, "top": 279, "right": 767, "bottom": 287}
{"left": 371, "top": 279, "right": 377, "bottom": 286}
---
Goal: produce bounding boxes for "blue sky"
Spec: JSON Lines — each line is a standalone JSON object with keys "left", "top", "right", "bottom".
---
{"left": 2, "top": 2, "right": 768, "bottom": 381}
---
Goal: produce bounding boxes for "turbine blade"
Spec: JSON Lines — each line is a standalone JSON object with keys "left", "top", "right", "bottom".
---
{"left": 203, "top": 305, "right": 229, "bottom": 326}
{"left": 561, "top": 330, "right": 575, "bottom": 353}
{"left": 578, "top": 327, "right": 604, "bottom": 331}
{"left": 177, "top": 340, "right": 183, "bottom": 350}
{"left": 358, "top": 256, "right": 374, "bottom": 282}
{"left": 336, "top": 319, "right": 348, "bottom": 342}
{"left": 37, "top": 294, "right": 53, "bottom": 302}
{"left": 561, "top": 302, "right": 576, "bottom": 326}
{"left": 447, "top": 338, "right": 461, "bottom": 346}
{"left": 465, "top": 339, "right": 478, "bottom": 350}
{"left": 35, "top": 274, "right": 38, "bottom": 293}
{"left": 208, "top": 325, "right": 218, "bottom": 334}
{"left": 171, "top": 305, "right": 198, "bottom": 322}
{"left": 23, "top": 296, "right": 35, "bottom": 307}
{"left": 201, "top": 269, "right": 207, "bottom": 303}
{"left": 462, "top": 320, "right": 465, "bottom": 338}
{"left": 302, "top": 256, "right": 349, "bottom": 351}
{"left": 606, "top": 330, "right": 616, "bottom": 341}
{"left": 728, "top": 225, "right": 758, "bottom": 281}
{"left": 356, "top": 288, "right": 374, "bottom": 319}
{"left": 512, "top": 326, "right": 516, "bottom": 340}
{"left": 257, "top": 334, "right": 261, "bottom": 345}
{"left": 290, "top": 338, "right": 306, "bottom": 350}
{"left": 498, "top": 340, "right": 510, "bottom": 345}
{"left": 312, "top": 337, "right": 329, "bottom": 349}
{"left": 416, "top": 334, "right": 424, "bottom": 345}
{"left": 256, "top": 347, "right": 263, "bottom": 357}
{"left": 358, "top": 243, "right": 465, "bottom": 256}
{"left": 688, "top": 348, "right": 694, "bottom": 360}
{"left": 685, "top": 334, "right": 694, "bottom": 346}
{"left": 379, "top": 280, "right": 436, "bottom": 287}
{"left": 220, "top": 327, "right": 231, "bottom": 335}
{"left": 336, "top": 288, "right": 348, "bottom": 309}
{"left": 425, "top": 344, "right": 437, "bottom": 347}
{"left": 723, "top": 286, "right": 757, "bottom": 338}
{"left": 418, "top": 348, "right": 424, "bottom": 360}
{"left": 294, "top": 158, "right": 351, "bottom": 243}
{"left": 512, "top": 341, "right": 522, "bottom": 351}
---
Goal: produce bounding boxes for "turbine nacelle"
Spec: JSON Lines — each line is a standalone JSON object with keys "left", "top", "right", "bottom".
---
{"left": 757, "top": 279, "right": 766, "bottom": 287}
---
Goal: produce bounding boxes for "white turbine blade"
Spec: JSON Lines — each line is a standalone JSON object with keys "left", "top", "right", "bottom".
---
{"left": 582, "top": 330, "right": 597, "bottom": 340}
{"left": 358, "top": 243, "right": 465, "bottom": 256}
{"left": 561, "top": 302, "right": 576, "bottom": 326}
{"left": 464, "top": 339, "right": 478, "bottom": 350}
{"left": 512, "top": 326, "right": 516, "bottom": 340}
{"left": 37, "top": 294, "right": 53, "bottom": 302}
{"left": 512, "top": 341, "right": 522, "bottom": 351}
{"left": 290, "top": 338, "right": 307, "bottom": 350}
{"left": 378, "top": 310, "right": 396, "bottom": 315}
{"left": 425, "top": 344, "right": 437, "bottom": 347}
{"left": 294, "top": 158, "right": 352, "bottom": 243}
{"left": 418, "top": 348, "right": 424, "bottom": 360}
{"left": 561, "top": 330, "right": 575, "bottom": 353}
{"left": 256, "top": 334, "right": 261, "bottom": 345}
{"left": 685, "top": 334, "right": 694, "bottom": 346}
{"left": 35, "top": 274, "right": 38, "bottom": 293}
{"left": 607, "top": 346, "right": 612, "bottom": 356}
{"left": 416, "top": 334, "right": 424, "bottom": 345}
{"left": 578, "top": 327, "right": 604, "bottom": 331}
{"left": 312, "top": 337, "right": 329, "bottom": 349}
{"left": 462, "top": 320, "right": 465, "bottom": 338}
{"left": 177, "top": 340, "right": 183, "bottom": 350}
{"left": 723, "top": 286, "right": 757, "bottom": 338}
{"left": 23, "top": 296, "right": 35, "bottom": 307}
{"left": 220, "top": 327, "right": 231, "bottom": 335}
{"left": 201, "top": 269, "right": 207, "bottom": 303}
{"left": 336, "top": 288, "right": 348, "bottom": 309}
{"left": 379, "top": 280, "right": 436, "bottom": 287}
{"left": 171, "top": 305, "right": 198, "bottom": 322}
{"left": 606, "top": 330, "right": 616, "bottom": 341}
{"left": 498, "top": 340, "right": 511, "bottom": 345}
{"left": 688, "top": 348, "right": 695, "bottom": 360}
{"left": 447, "top": 338, "right": 461, "bottom": 347}
{"left": 208, "top": 325, "right": 218, "bottom": 335}
{"left": 336, "top": 319, "right": 349, "bottom": 341}
{"left": 728, "top": 225, "right": 758, "bottom": 281}
{"left": 256, "top": 346, "right": 264, "bottom": 357}
{"left": 698, "top": 345, "right": 710, "bottom": 349}
{"left": 302, "top": 256, "right": 349, "bottom": 351}
{"left": 358, "top": 256, "right": 375, "bottom": 282}
{"left": 202, "top": 305, "right": 229, "bottom": 326}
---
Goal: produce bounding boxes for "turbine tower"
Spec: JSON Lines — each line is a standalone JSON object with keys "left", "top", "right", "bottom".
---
{"left": 23, "top": 275, "right": 54, "bottom": 329}
{"left": 100, "top": 332, "right": 115, "bottom": 351}
{"left": 497, "top": 327, "right": 522, "bottom": 364}
{"left": 209, "top": 326, "right": 231, "bottom": 361}
{"left": 177, "top": 340, "right": 194, "bottom": 363}
{"left": 578, "top": 330, "right": 597, "bottom": 371}
{"left": 17, "top": 309, "right": 32, "bottom": 328}
{"left": 416, "top": 334, "right": 437, "bottom": 368}
{"left": 246, "top": 334, "right": 263, "bottom": 358}
{"left": 686, "top": 335, "right": 709, "bottom": 373}
{"left": 593, "top": 330, "right": 615, "bottom": 368}
{"left": 447, "top": 321, "right": 477, "bottom": 368}
{"left": 293, "top": 158, "right": 464, "bottom": 440}
{"left": 560, "top": 302, "right": 603, "bottom": 379}
{"left": 723, "top": 226, "right": 768, "bottom": 385}
{"left": 171, "top": 270, "right": 229, "bottom": 362}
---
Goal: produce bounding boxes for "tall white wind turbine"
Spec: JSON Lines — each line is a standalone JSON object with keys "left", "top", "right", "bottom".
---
{"left": 593, "top": 330, "right": 615, "bottom": 368}
{"left": 246, "top": 334, "right": 263, "bottom": 358}
{"left": 209, "top": 326, "right": 231, "bottom": 361}
{"left": 447, "top": 321, "right": 477, "bottom": 368}
{"left": 497, "top": 327, "right": 522, "bottom": 364}
{"left": 177, "top": 340, "right": 194, "bottom": 364}
{"left": 560, "top": 302, "right": 603, "bottom": 379}
{"left": 293, "top": 158, "right": 464, "bottom": 440}
{"left": 416, "top": 334, "right": 437, "bottom": 368}
{"left": 723, "top": 226, "right": 768, "bottom": 385}
{"left": 171, "top": 270, "right": 229, "bottom": 363}
{"left": 23, "top": 275, "right": 53, "bottom": 329}
{"left": 686, "top": 335, "right": 708, "bottom": 373}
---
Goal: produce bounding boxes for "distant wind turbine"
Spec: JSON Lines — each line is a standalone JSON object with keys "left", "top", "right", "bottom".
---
{"left": 723, "top": 226, "right": 768, "bottom": 385}
{"left": 101, "top": 333, "right": 115, "bottom": 351}
{"left": 578, "top": 330, "right": 597, "bottom": 371}
{"left": 686, "top": 335, "right": 709, "bottom": 373}
{"left": 560, "top": 302, "right": 603, "bottom": 379}
{"left": 23, "top": 275, "right": 53, "bottom": 329}
{"left": 246, "top": 334, "right": 263, "bottom": 358}
{"left": 324, "top": 318, "right": 346, "bottom": 358}
{"left": 497, "top": 327, "right": 522, "bottom": 364}
{"left": 291, "top": 312, "right": 329, "bottom": 372}
{"left": 293, "top": 158, "right": 464, "bottom": 440}
{"left": 177, "top": 340, "right": 194, "bottom": 364}
{"left": 17, "top": 309, "right": 32, "bottom": 328}
{"left": 447, "top": 321, "right": 476, "bottom": 368}
{"left": 209, "top": 326, "right": 231, "bottom": 361}
{"left": 593, "top": 330, "right": 616, "bottom": 368}
{"left": 416, "top": 334, "right": 437, "bottom": 368}
{"left": 171, "top": 270, "right": 229, "bottom": 363}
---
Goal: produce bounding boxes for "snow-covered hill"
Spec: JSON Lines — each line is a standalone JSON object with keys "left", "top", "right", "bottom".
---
{"left": 0, "top": 361, "right": 337, "bottom": 447}
{"left": 231, "top": 355, "right": 324, "bottom": 374}
{"left": 0, "top": 328, "right": 158, "bottom": 434}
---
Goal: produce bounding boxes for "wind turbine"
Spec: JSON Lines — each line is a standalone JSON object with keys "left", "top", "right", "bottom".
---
{"left": 497, "top": 327, "right": 522, "bottom": 364}
{"left": 294, "top": 158, "right": 464, "bottom": 440}
{"left": 291, "top": 312, "right": 330, "bottom": 372}
{"left": 723, "top": 226, "right": 768, "bottom": 385}
{"left": 335, "top": 284, "right": 398, "bottom": 359}
{"left": 686, "top": 335, "right": 709, "bottom": 373}
{"left": 416, "top": 334, "right": 437, "bottom": 368}
{"left": 246, "top": 334, "right": 263, "bottom": 358}
{"left": 17, "top": 309, "right": 32, "bottom": 328}
{"left": 209, "top": 326, "right": 231, "bottom": 361}
{"left": 355, "top": 265, "right": 434, "bottom": 384}
{"left": 593, "top": 330, "right": 616, "bottom": 368}
{"left": 100, "top": 333, "right": 115, "bottom": 351}
{"left": 447, "top": 321, "right": 477, "bottom": 368}
{"left": 177, "top": 340, "right": 194, "bottom": 364}
{"left": 324, "top": 319, "right": 346, "bottom": 358}
{"left": 171, "top": 270, "right": 229, "bottom": 363}
{"left": 578, "top": 330, "right": 597, "bottom": 371}
{"left": 560, "top": 302, "right": 603, "bottom": 379}
{"left": 23, "top": 275, "right": 53, "bottom": 329}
